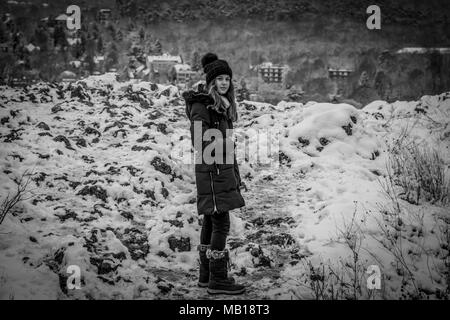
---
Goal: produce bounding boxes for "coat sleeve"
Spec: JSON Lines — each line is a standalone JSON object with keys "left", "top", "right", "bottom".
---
{"left": 233, "top": 142, "right": 243, "bottom": 190}
{"left": 190, "top": 102, "right": 213, "bottom": 160}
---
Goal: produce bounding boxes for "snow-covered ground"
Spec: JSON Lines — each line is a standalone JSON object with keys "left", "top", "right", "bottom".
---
{"left": 0, "top": 74, "right": 449, "bottom": 300}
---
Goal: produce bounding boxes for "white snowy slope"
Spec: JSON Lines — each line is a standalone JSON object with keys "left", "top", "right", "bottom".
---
{"left": 0, "top": 75, "right": 449, "bottom": 300}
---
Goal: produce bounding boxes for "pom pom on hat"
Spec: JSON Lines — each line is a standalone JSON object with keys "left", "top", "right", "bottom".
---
{"left": 201, "top": 52, "right": 218, "bottom": 71}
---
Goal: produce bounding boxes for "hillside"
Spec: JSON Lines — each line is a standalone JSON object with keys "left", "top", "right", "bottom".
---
{"left": 0, "top": 75, "right": 449, "bottom": 299}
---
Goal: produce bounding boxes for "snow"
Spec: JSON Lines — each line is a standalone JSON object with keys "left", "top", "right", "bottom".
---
{"left": 0, "top": 74, "right": 449, "bottom": 300}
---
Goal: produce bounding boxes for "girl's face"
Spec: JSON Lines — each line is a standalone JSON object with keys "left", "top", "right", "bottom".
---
{"left": 215, "top": 74, "right": 230, "bottom": 95}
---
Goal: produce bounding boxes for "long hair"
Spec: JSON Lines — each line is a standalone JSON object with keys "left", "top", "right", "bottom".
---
{"left": 207, "top": 80, "right": 238, "bottom": 122}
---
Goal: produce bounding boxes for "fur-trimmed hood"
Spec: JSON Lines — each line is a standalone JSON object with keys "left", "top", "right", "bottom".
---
{"left": 182, "top": 86, "right": 229, "bottom": 120}
{"left": 182, "top": 89, "right": 214, "bottom": 120}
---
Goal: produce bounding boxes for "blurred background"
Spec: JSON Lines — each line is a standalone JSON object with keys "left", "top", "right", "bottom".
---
{"left": 1, "top": 0, "right": 449, "bottom": 105}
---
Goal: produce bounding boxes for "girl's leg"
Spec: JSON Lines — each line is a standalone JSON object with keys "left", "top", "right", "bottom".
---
{"left": 210, "top": 211, "right": 230, "bottom": 250}
{"left": 200, "top": 214, "right": 213, "bottom": 245}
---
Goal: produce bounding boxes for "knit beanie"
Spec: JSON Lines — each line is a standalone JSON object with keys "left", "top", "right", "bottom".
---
{"left": 201, "top": 52, "right": 233, "bottom": 87}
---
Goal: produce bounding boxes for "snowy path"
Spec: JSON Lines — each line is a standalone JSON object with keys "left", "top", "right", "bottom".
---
{"left": 146, "top": 167, "right": 313, "bottom": 300}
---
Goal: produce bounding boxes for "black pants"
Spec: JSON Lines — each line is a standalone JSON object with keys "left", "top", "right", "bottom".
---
{"left": 200, "top": 211, "right": 230, "bottom": 251}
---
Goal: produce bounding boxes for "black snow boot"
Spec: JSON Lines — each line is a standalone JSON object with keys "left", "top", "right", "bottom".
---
{"left": 197, "top": 244, "right": 210, "bottom": 287}
{"left": 207, "top": 249, "right": 245, "bottom": 295}
{"left": 198, "top": 245, "right": 236, "bottom": 288}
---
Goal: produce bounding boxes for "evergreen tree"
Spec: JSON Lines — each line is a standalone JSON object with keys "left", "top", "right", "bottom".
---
{"left": 85, "top": 53, "right": 95, "bottom": 74}
{"left": 139, "top": 27, "right": 145, "bottom": 42}
{"left": 106, "top": 43, "right": 119, "bottom": 69}
{"left": 0, "top": 21, "right": 9, "bottom": 43}
{"left": 153, "top": 39, "right": 162, "bottom": 55}
{"left": 53, "top": 24, "right": 67, "bottom": 49}
{"left": 191, "top": 51, "right": 201, "bottom": 71}
{"left": 97, "top": 35, "right": 104, "bottom": 54}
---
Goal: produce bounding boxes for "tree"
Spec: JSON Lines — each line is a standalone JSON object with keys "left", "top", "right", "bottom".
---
{"left": 85, "top": 53, "right": 96, "bottom": 74}
{"left": 139, "top": 27, "right": 145, "bottom": 42}
{"left": 0, "top": 21, "right": 9, "bottom": 43}
{"left": 106, "top": 43, "right": 119, "bottom": 70}
{"left": 107, "top": 23, "right": 116, "bottom": 40}
{"left": 53, "top": 24, "right": 67, "bottom": 50}
{"left": 150, "top": 39, "right": 162, "bottom": 55}
{"left": 191, "top": 51, "right": 201, "bottom": 71}
{"left": 97, "top": 35, "right": 104, "bottom": 54}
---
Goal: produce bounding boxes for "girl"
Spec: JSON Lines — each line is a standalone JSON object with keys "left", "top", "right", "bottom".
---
{"left": 182, "top": 53, "right": 246, "bottom": 295}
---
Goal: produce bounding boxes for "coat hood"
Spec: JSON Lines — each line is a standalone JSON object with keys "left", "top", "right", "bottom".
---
{"left": 182, "top": 88, "right": 214, "bottom": 120}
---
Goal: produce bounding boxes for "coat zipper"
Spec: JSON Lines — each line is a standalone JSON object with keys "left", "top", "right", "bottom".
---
{"left": 209, "top": 171, "right": 218, "bottom": 213}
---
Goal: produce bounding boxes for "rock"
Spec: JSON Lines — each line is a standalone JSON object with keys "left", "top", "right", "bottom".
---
{"left": 37, "top": 122, "right": 50, "bottom": 130}
{"left": 116, "top": 228, "right": 150, "bottom": 260}
{"left": 90, "top": 257, "right": 119, "bottom": 275}
{"left": 55, "top": 209, "right": 78, "bottom": 222}
{"left": 371, "top": 150, "right": 380, "bottom": 160}
{"left": 1, "top": 117, "right": 9, "bottom": 125}
{"left": 279, "top": 151, "right": 291, "bottom": 165}
{"left": 266, "top": 217, "right": 295, "bottom": 226}
{"left": 71, "top": 84, "right": 90, "bottom": 101}
{"left": 147, "top": 110, "right": 163, "bottom": 120}
{"left": 84, "top": 127, "right": 101, "bottom": 136}
{"left": 131, "top": 145, "right": 153, "bottom": 152}
{"left": 136, "top": 133, "right": 153, "bottom": 143}
{"left": 4, "top": 129, "right": 23, "bottom": 142}
{"left": 29, "top": 236, "right": 38, "bottom": 243}
{"left": 319, "top": 137, "right": 330, "bottom": 146}
{"left": 33, "top": 172, "right": 48, "bottom": 186}
{"left": 246, "top": 230, "right": 269, "bottom": 241}
{"left": 38, "top": 132, "right": 53, "bottom": 137}
{"left": 51, "top": 104, "right": 63, "bottom": 113}
{"left": 151, "top": 157, "right": 172, "bottom": 175}
{"left": 113, "top": 129, "right": 128, "bottom": 138}
{"left": 76, "top": 138, "right": 87, "bottom": 148}
{"left": 144, "top": 189, "right": 156, "bottom": 200}
{"left": 164, "top": 219, "right": 183, "bottom": 228}
{"left": 157, "top": 123, "right": 168, "bottom": 134}
{"left": 76, "top": 185, "right": 108, "bottom": 202}
{"left": 120, "top": 211, "right": 134, "bottom": 220}
{"left": 266, "top": 233, "right": 295, "bottom": 246}
{"left": 168, "top": 236, "right": 191, "bottom": 252}
{"left": 157, "top": 282, "right": 174, "bottom": 294}
{"left": 157, "top": 251, "right": 168, "bottom": 258}
{"left": 160, "top": 88, "right": 171, "bottom": 97}
{"left": 342, "top": 123, "right": 353, "bottom": 136}
{"left": 251, "top": 217, "right": 265, "bottom": 226}
{"left": 161, "top": 187, "right": 169, "bottom": 199}
{"left": 53, "top": 135, "right": 75, "bottom": 150}
{"left": 298, "top": 137, "right": 310, "bottom": 147}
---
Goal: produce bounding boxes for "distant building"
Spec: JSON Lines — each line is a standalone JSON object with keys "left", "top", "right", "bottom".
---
{"left": 172, "top": 63, "right": 197, "bottom": 83}
{"left": 94, "top": 55, "right": 105, "bottom": 72}
{"left": 258, "top": 62, "right": 286, "bottom": 84}
{"left": 328, "top": 67, "right": 353, "bottom": 97}
{"left": 55, "top": 13, "right": 70, "bottom": 27}
{"left": 395, "top": 47, "right": 450, "bottom": 54}
{"left": 328, "top": 68, "right": 353, "bottom": 78}
{"left": 98, "top": 9, "right": 112, "bottom": 24}
{"left": 147, "top": 53, "right": 183, "bottom": 83}
{"left": 0, "top": 43, "right": 10, "bottom": 53}
{"left": 69, "top": 60, "right": 82, "bottom": 68}
{"left": 58, "top": 70, "right": 77, "bottom": 83}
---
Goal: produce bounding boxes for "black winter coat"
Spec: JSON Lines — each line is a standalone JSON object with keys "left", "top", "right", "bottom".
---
{"left": 183, "top": 89, "right": 246, "bottom": 215}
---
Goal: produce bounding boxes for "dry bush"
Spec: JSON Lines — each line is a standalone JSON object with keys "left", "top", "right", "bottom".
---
{"left": 387, "top": 135, "right": 449, "bottom": 205}
{"left": 0, "top": 170, "right": 34, "bottom": 225}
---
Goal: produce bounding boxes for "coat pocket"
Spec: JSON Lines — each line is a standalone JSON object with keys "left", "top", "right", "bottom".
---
{"left": 213, "top": 166, "right": 237, "bottom": 193}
